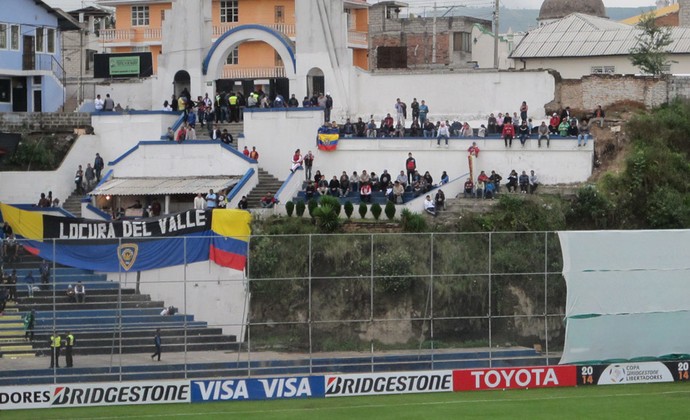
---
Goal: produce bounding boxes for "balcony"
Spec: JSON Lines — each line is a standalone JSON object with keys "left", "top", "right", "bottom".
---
{"left": 221, "top": 66, "right": 286, "bottom": 80}
{"left": 213, "top": 23, "right": 296, "bottom": 39}
{"left": 100, "top": 28, "right": 163, "bottom": 45}
{"left": 348, "top": 30, "right": 368, "bottom": 47}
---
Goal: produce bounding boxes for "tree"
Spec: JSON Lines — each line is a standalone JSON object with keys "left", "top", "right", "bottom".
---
{"left": 629, "top": 12, "right": 673, "bottom": 76}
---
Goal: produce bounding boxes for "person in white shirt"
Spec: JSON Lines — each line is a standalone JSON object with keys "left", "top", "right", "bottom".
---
{"left": 424, "top": 195, "right": 436, "bottom": 216}
{"left": 74, "top": 281, "right": 86, "bottom": 303}
{"left": 529, "top": 170, "right": 539, "bottom": 194}
{"left": 94, "top": 94, "right": 104, "bottom": 112}
{"left": 193, "top": 193, "right": 205, "bottom": 210}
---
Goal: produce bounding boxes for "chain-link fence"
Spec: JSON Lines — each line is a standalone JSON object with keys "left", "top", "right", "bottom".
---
{"left": 1, "top": 232, "right": 566, "bottom": 383}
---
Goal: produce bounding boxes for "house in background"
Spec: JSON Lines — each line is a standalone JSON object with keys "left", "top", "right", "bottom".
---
{"left": 98, "top": 0, "right": 369, "bottom": 97}
{"left": 0, "top": 0, "right": 79, "bottom": 112}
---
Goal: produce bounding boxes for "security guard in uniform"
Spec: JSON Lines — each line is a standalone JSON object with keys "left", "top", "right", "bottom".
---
{"left": 64, "top": 331, "right": 75, "bottom": 367}
{"left": 49, "top": 332, "right": 61, "bottom": 368}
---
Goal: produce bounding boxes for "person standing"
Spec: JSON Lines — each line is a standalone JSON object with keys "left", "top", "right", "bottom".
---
{"left": 50, "top": 331, "right": 61, "bottom": 368}
{"left": 64, "top": 331, "right": 75, "bottom": 367}
{"left": 24, "top": 309, "right": 35, "bottom": 341}
{"left": 206, "top": 189, "right": 218, "bottom": 209}
{"left": 74, "top": 281, "right": 85, "bottom": 303}
{"left": 249, "top": 146, "right": 259, "bottom": 161}
{"left": 324, "top": 93, "right": 333, "bottom": 122}
{"left": 75, "top": 165, "right": 84, "bottom": 194}
{"left": 303, "top": 150, "right": 314, "bottom": 180}
{"left": 194, "top": 193, "right": 205, "bottom": 210}
{"left": 94, "top": 153, "right": 104, "bottom": 183}
{"left": 151, "top": 329, "right": 162, "bottom": 361}
{"left": 418, "top": 100, "right": 429, "bottom": 125}
{"left": 410, "top": 98, "right": 419, "bottom": 122}
{"left": 84, "top": 163, "right": 95, "bottom": 192}
{"left": 405, "top": 153, "right": 417, "bottom": 186}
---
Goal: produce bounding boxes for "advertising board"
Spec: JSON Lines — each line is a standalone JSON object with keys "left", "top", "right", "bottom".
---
{"left": 190, "top": 376, "right": 324, "bottom": 402}
{"left": 325, "top": 371, "right": 453, "bottom": 397}
{"left": 577, "top": 361, "right": 688, "bottom": 386}
{"left": 453, "top": 366, "right": 577, "bottom": 391}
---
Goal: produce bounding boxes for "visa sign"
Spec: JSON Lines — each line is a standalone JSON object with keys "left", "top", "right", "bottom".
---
{"left": 190, "top": 376, "right": 324, "bottom": 402}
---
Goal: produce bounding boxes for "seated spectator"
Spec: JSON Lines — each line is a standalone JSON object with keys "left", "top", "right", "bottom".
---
{"left": 436, "top": 122, "right": 450, "bottom": 147}
{"left": 568, "top": 117, "right": 579, "bottom": 136}
{"left": 435, "top": 189, "right": 446, "bottom": 211}
{"left": 423, "top": 120, "right": 436, "bottom": 138}
{"left": 260, "top": 192, "right": 277, "bottom": 208}
{"left": 313, "top": 170, "right": 323, "bottom": 185}
{"left": 450, "top": 120, "right": 462, "bottom": 137}
{"left": 341, "top": 119, "right": 354, "bottom": 138}
{"left": 37, "top": 193, "right": 51, "bottom": 207}
{"left": 161, "top": 305, "right": 177, "bottom": 316}
{"left": 461, "top": 122, "right": 473, "bottom": 137}
{"left": 518, "top": 120, "right": 530, "bottom": 146}
{"left": 440, "top": 171, "right": 449, "bottom": 185}
{"left": 370, "top": 172, "right": 380, "bottom": 192}
{"left": 366, "top": 119, "right": 377, "bottom": 138}
{"left": 496, "top": 113, "right": 504, "bottom": 133}
{"left": 548, "top": 113, "right": 560, "bottom": 134}
{"left": 538, "top": 121, "right": 550, "bottom": 148}
{"left": 360, "top": 182, "right": 372, "bottom": 203}
{"left": 0, "top": 285, "right": 6, "bottom": 314}
{"left": 423, "top": 171, "right": 433, "bottom": 189}
{"left": 413, "top": 176, "right": 427, "bottom": 197}
{"left": 519, "top": 170, "right": 530, "bottom": 193}
{"left": 237, "top": 195, "right": 249, "bottom": 210}
{"left": 507, "top": 170, "right": 519, "bottom": 193}
{"left": 176, "top": 125, "right": 187, "bottom": 143}
{"left": 75, "top": 281, "right": 86, "bottom": 303}
{"left": 489, "top": 170, "right": 502, "bottom": 194}
{"left": 380, "top": 170, "right": 392, "bottom": 188}
{"left": 396, "top": 170, "right": 408, "bottom": 190}
{"left": 478, "top": 124, "right": 487, "bottom": 138}
{"left": 355, "top": 117, "right": 366, "bottom": 137}
{"left": 290, "top": 149, "right": 303, "bottom": 173}
{"left": 317, "top": 178, "right": 329, "bottom": 196}
{"left": 382, "top": 114, "right": 394, "bottom": 136}
{"left": 328, "top": 176, "right": 340, "bottom": 196}
{"left": 410, "top": 120, "right": 421, "bottom": 137}
{"left": 339, "top": 171, "right": 350, "bottom": 197}
{"left": 392, "top": 181, "right": 405, "bottom": 204}
{"left": 304, "top": 182, "right": 316, "bottom": 201}
{"left": 577, "top": 119, "right": 590, "bottom": 147}
{"left": 424, "top": 195, "right": 436, "bottom": 216}
{"left": 66, "top": 284, "right": 75, "bottom": 302}
{"left": 463, "top": 178, "right": 474, "bottom": 198}
{"left": 487, "top": 113, "right": 497, "bottom": 134}
{"left": 3, "top": 233, "right": 18, "bottom": 263}
{"left": 558, "top": 118, "right": 570, "bottom": 137}
{"left": 394, "top": 122, "right": 405, "bottom": 138}
{"left": 485, "top": 181, "right": 496, "bottom": 199}
{"left": 529, "top": 170, "right": 539, "bottom": 194}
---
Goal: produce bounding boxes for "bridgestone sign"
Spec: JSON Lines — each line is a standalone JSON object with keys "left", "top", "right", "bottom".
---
{"left": 325, "top": 371, "right": 453, "bottom": 397}
{"left": 0, "top": 380, "right": 189, "bottom": 410}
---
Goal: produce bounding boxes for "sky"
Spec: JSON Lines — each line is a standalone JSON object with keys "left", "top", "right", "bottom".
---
{"left": 44, "top": 0, "right": 660, "bottom": 12}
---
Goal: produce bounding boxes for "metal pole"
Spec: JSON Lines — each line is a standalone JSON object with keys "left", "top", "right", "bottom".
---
{"left": 493, "top": 0, "right": 500, "bottom": 69}
{"left": 183, "top": 237, "right": 188, "bottom": 378}
{"left": 308, "top": 235, "right": 313, "bottom": 375}
{"left": 544, "top": 232, "right": 549, "bottom": 364}
{"left": 488, "top": 232, "right": 493, "bottom": 367}
{"left": 430, "top": 233, "right": 435, "bottom": 370}
{"left": 432, "top": 2, "right": 437, "bottom": 64}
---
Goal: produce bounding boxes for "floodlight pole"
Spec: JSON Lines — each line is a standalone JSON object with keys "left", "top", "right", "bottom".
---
{"left": 493, "top": 0, "right": 500, "bottom": 69}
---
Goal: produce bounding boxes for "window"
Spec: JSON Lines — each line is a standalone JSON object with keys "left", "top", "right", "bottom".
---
{"left": 590, "top": 66, "right": 615, "bottom": 75}
{"left": 10, "top": 25, "right": 19, "bottom": 50}
{"left": 131, "top": 6, "right": 150, "bottom": 26}
{"left": 36, "top": 27, "right": 44, "bottom": 52}
{"left": 0, "top": 24, "right": 6, "bottom": 49}
{"left": 453, "top": 32, "right": 472, "bottom": 53}
{"left": 225, "top": 46, "right": 239, "bottom": 65}
{"left": 220, "top": 1, "right": 238, "bottom": 23}
{"left": 47, "top": 28, "right": 55, "bottom": 53}
{"left": 161, "top": 9, "right": 166, "bottom": 22}
{"left": 275, "top": 6, "right": 285, "bottom": 23}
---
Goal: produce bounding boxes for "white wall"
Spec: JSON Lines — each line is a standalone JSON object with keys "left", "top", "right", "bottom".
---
{"left": 106, "top": 261, "right": 247, "bottom": 339}
{"left": 95, "top": 79, "right": 155, "bottom": 111}
{"left": 0, "top": 113, "right": 179, "bottom": 205}
{"left": 519, "top": 55, "right": 690, "bottom": 80}
{"left": 349, "top": 69, "right": 556, "bottom": 122}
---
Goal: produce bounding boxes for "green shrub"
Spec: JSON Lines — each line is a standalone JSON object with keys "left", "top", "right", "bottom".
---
{"left": 344, "top": 201, "right": 354, "bottom": 219}
{"left": 400, "top": 208, "right": 427, "bottom": 232}
{"left": 307, "top": 198, "right": 318, "bottom": 217}
{"left": 319, "top": 195, "right": 341, "bottom": 216}
{"left": 371, "top": 203, "right": 382, "bottom": 220}
{"left": 295, "top": 200, "right": 306, "bottom": 217}
{"left": 285, "top": 201, "right": 295, "bottom": 217}
{"left": 385, "top": 201, "right": 396, "bottom": 220}
{"left": 313, "top": 204, "right": 341, "bottom": 233}
{"left": 358, "top": 203, "right": 368, "bottom": 219}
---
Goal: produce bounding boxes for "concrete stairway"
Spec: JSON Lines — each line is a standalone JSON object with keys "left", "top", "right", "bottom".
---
{"left": 196, "top": 121, "right": 243, "bottom": 146}
{"left": 245, "top": 168, "right": 284, "bottom": 208}
{"left": 61, "top": 190, "right": 84, "bottom": 217}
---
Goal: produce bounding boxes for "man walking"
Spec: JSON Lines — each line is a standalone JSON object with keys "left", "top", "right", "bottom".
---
{"left": 151, "top": 329, "right": 162, "bottom": 361}
{"left": 94, "top": 153, "right": 104, "bottom": 182}
{"left": 50, "top": 331, "right": 61, "bottom": 368}
{"left": 64, "top": 331, "right": 75, "bottom": 367}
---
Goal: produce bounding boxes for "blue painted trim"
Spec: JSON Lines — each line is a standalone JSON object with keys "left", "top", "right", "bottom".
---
{"left": 80, "top": 197, "right": 91, "bottom": 203}
{"left": 160, "top": 112, "right": 186, "bottom": 140}
{"left": 92, "top": 110, "right": 181, "bottom": 117}
{"left": 94, "top": 169, "right": 114, "bottom": 190}
{"left": 244, "top": 107, "right": 319, "bottom": 114}
{"left": 275, "top": 168, "right": 301, "bottom": 201}
{"left": 203, "top": 24, "right": 296, "bottom": 75}
{"left": 226, "top": 168, "right": 255, "bottom": 203}
{"left": 108, "top": 144, "right": 140, "bottom": 166}
{"left": 85, "top": 204, "right": 113, "bottom": 221}
{"left": 109, "top": 141, "right": 256, "bottom": 166}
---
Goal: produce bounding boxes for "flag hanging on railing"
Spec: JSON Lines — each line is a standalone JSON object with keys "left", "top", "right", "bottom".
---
{"left": 317, "top": 126, "right": 340, "bottom": 151}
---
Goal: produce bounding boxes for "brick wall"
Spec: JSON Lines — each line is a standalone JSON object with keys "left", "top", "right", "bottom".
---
{"left": 0, "top": 112, "right": 92, "bottom": 132}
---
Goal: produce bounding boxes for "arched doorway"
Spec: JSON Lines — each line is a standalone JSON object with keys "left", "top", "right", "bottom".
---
{"left": 202, "top": 25, "right": 298, "bottom": 100}
{"left": 306, "top": 67, "right": 325, "bottom": 98}
{"left": 173, "top": 70, "right": 191, "bottom": 98}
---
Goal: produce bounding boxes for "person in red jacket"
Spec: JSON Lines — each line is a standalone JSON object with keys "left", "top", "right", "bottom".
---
{"left": 548, "top": 113, "right": 560, "bottom": 134}
{"left": 502, "top": 122, "right": 515, "bottom": 147}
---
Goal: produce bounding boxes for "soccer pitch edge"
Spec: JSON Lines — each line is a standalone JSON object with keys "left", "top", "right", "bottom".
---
{"left": 11, "top": 382, "right": 690, "bottom": 419}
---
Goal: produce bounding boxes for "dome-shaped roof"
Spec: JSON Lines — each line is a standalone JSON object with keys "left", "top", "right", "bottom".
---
{"left": 538, "top": 0, "right": 607, "bottom": 21}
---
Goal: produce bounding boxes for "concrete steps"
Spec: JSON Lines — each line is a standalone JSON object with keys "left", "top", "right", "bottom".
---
{"left": 61, "top": 190, "right": 84, "bottom": 217}
{"left": 245, "top": 168, "right": 284, "bottom": 208}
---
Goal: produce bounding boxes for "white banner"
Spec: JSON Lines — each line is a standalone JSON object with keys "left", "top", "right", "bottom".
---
{"left": 598, "top": 362, "right": 674, "bottom": 385}
{"left": 0, "top": 380, "right": 190, "bottom": 411}
{"left": 325, "top": 370, "right": 453, "bottom": 397}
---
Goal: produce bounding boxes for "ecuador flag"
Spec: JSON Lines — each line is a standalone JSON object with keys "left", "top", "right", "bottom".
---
{"left": 317, "top": 127, "right": 340, "bottom": 151}
{"left": 0, "top": 203, "right": 250, "bottom": 272}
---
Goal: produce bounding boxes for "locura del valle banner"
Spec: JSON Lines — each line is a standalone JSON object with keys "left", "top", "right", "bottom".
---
{"left": 0, "top": 203, "right": 251, "bottom": 272}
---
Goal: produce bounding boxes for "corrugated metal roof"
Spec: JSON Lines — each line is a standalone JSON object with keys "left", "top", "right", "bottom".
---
{"left": 89, "top": 177, "right": 242, "bottom": 196}
{"left": 511, "top": 13, "right": 690, "bottom": 59}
